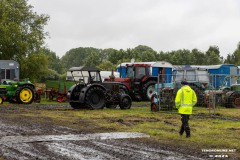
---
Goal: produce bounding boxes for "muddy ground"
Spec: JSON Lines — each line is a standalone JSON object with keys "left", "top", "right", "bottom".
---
{"left": 0, "top": 104, "right": 233, "bottom": 160}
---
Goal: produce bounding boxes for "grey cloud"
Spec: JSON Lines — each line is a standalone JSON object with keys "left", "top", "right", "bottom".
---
{"left": 29, "top": 0, "right": 240, "bottom": 58}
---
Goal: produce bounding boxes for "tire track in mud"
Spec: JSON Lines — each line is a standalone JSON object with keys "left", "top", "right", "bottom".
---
{"left": 0, "top": 140, "right": 203, "bottom": 160}
{"left": 0, "top": 104, "right": 204, "bottom": 160}
{"left": 0, "top": 132, "right": 203, "bottom": 160}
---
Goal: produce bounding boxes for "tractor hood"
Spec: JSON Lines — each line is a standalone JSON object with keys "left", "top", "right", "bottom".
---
{"left": 105, "top": 78, "right": 131, "bottom": 82}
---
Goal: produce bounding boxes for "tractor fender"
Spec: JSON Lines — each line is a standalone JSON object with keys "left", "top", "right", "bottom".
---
{"left": 79, "top": 84, "right": 106, "bottom": 103}
{"left": 67, "top": 84, "right": 78, "bottom": 100}
{"left": 18, "top": 83, "right": 35, "bottom": 89}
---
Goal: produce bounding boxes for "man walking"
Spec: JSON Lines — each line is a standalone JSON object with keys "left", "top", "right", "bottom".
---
{"left": 175, "top": 80, "right": 197, "bottom": 138}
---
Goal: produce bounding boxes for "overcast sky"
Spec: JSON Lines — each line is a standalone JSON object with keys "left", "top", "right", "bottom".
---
{"left": 28, "top": 0, "right": 240, "bottom": 58}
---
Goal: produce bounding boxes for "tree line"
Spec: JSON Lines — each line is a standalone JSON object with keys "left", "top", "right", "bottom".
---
{"left": 1, "top": 0, "right": 240, "bottom": 82}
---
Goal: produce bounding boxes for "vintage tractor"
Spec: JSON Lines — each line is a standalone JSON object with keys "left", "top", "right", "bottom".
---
{"left": 0, "top": 79, "right": 37, "bottom": 104}
{"left": 223, "top": 84, "right": 240, "bottom": 108}
{"left": 106, "top": 62, "right": 173, "bottom": 101}
{"left": 67, "top": 66, "right": 132, "bottom": 110}
{"left": 150, "top": 67, "right": 212, "bottom": 111}
{"left": 203, "top": 75, "right": 240, "bottom": 108}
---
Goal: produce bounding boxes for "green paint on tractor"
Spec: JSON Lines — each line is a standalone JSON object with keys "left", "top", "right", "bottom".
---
{"left": 0, "top": 79, "right": 37, "bottom": 104}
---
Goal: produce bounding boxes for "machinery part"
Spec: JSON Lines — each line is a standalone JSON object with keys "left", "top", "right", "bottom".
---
{"left": 190, "top": 85, "right": 205, "bottom": 106}
{"left": 106, "top": 104, "right": 118, "bottom": 108}
{"left": 15, "top": 85, "right": 34, "bottom": 104}
{"left": 0, "top": 96, "right": 4, "bottom": 104}
{"left": 225, "top": 91, "right": 240, "bottom": 108}
{"left": 34, "top": 92, "right": 41, "bottom": 103}
{"left": 85, "top": 86, "right": 105, "bottom": 109}
{"left": 119, "top": 85, "right": 128, "bottom": 95}
{"left": 119, "top": 94, "right": 132, "bottom": 109}
{"left": 143, "top": 81, "right": 156, "bottom": 100}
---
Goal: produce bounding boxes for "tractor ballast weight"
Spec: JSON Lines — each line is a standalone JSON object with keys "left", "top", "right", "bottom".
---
{"left": 0, "top": 79, "right": 37, "bottom": 104}
{"left": 67, "top": 67, "right": 132, "bottom": 110}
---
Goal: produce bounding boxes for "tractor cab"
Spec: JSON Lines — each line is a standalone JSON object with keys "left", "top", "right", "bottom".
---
{"left": 69, "top": 66, "right": 102, "bottom": 85}
{"left": 125, "top": 63, "right": 150, "bottom": 80}
{"left": 173, "top": 68, "right": 211, "bottom": 90}
{"left": 173, "top": 68, "right": 211, "bottom": 106}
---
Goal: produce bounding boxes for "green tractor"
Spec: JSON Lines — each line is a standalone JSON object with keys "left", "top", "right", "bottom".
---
{"left": 0, "top": 79, "right": 37, "bottom": 104}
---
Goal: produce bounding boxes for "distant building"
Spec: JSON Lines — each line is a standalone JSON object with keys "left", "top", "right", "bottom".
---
{"left": 0, "top": 60, "right": 20, "bottom": 83}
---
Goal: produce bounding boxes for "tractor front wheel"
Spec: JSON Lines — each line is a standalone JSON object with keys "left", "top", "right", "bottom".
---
{"left": 16, "top": 85, "right": 34, "bottom": 104}
{"left": 85, "top": 86, "right": 105, "bottom": 109}
{"left": 119, "top": 94, "right": 132, "bottom": 109}
{"left": 0, "top": 96, "right": 4, "bottom": 104}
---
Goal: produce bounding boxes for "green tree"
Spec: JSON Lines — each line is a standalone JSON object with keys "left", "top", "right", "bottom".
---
{"left": 139, "top": 51, "right": 156, "bottom": 62}
{"left": 97, "top": 60, "right": 116, "bottom": 71}
{"left": 103, "top": 48, "right": 120, "bottom": 64}
{"left": 61, "top": 47, "right": 100, "bottom": 69}
{"left": 205, "top": 46, "right": 221, "bottom": 64}
{"left": 0, "top": 0, "right": 49, "bottom": 62}
{"left": 191, "top": 49, "right": 205, "bottom": 65}
{"left": 132, "top": 45, "right": 157, "bottom": 61}
{"left": 20, "top": 53, "right": 48, "bottom": 82}
{"left": 41, "top": 48, "right": 64, "bottom": 74}
{"left": 84, "top": 51, "right": 101, "bottom": 67}
{"left": 224, "top": 42, "right": 240, "bottom": 65}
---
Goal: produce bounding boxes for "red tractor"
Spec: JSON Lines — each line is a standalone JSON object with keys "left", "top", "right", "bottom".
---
{"left": 105, "top": 63, "right": 164, "bottom": 101}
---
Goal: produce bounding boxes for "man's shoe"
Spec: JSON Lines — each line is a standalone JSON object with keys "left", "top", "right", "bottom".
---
{"left": 186, "top": 135, "right": 190, "bottom": 138}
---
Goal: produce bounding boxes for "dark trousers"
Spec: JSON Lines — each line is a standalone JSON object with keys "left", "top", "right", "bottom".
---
{"left": 180, "top": 114, "right": 190, "bottom": 137}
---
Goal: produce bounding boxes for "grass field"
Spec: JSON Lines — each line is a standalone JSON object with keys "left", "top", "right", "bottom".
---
{"left": 1, "top": 99, "right": 240, "bottom": 158}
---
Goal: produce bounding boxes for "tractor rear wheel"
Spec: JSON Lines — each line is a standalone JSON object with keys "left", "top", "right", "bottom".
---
{"left": 15, "top": 85, "right": 34, "bottom": 104}
{"left": 143, "top": 81, "right": 156, "bottom": 101}
{"left": 85, "top": 86, "right": 105, "bottom": 109}
{"left": 119, "top": 94, "right": 132, "bottom": 109}
{"left": 225, "top": 91, "right": 240, "bottom": 108}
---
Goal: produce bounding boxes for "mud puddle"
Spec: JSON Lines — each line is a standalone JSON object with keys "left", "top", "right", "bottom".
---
{"left": 0, "top": 131, "right": 203, "bottom": 160}
{"left": 0, "top": 132, "right": 150, "bottom": 144}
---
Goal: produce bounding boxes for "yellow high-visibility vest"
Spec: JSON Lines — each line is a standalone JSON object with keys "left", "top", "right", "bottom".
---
{"left": 175, "top": 85, "right": 197, "bottom": 115}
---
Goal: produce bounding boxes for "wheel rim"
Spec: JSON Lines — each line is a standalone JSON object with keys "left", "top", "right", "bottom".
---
{"left": 89, "top": 90, "right": 105, "bottom": 109}
{"left": 91, "top": 93, "right": 101, "bottom": 104}
{"left": 20, "top": 88, "right": 33, "bottom": 103}
{"left": 232, "top": 94, "right": 240, "bottom": 108}
{"left": 147, "top": 85, "right": 154, "bottom": 100}
{"left": 122, "top": 97, "right": 130, "bottom": 106}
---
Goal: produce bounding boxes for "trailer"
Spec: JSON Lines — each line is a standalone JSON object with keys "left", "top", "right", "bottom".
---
{"left": 45, "top": 80, "right": 75, "bottom": 102}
